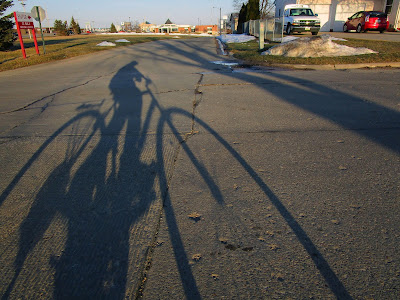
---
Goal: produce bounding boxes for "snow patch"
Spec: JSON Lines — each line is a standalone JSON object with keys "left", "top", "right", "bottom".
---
{"left": 275, "top": 35, "right": 347, "bottom": 44}
{"left": 211, "top": 61, "right": 240, "bottom": 67}
{"left": 262, "top": 34, "right": 376, "bottom": 57}
{"left": 115, "top": 39, "right": 130, "bottom": 43}
{"left": 275, "top": 36, "right": 299, "bottom": 43}
{"left": 216, "top": 38, "right": 227, "bottom": 55}
{"left": 216, "top": 34, "right": 256, "bottom": 44}
{"left": 97, "top": 41, "right": 116, "bottom": 47}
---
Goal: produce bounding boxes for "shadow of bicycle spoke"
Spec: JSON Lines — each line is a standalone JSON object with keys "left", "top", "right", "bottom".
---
{"left": 2, "top": 38, "right": 399, "bottom": 299}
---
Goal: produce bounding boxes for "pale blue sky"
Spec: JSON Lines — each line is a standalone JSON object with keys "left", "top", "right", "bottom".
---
{"left": 8, "top": 0, "right": 236, "bottom": 28}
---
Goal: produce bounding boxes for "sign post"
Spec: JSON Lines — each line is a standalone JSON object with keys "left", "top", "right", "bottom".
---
{"left": 13, "top": 11, "right": 26, "bottom": 59}
{"left": 31, "top": 6, "right": 46, "bottom": 54}
{"left": 14, "top": 11, "right": 39, "bottom": 58}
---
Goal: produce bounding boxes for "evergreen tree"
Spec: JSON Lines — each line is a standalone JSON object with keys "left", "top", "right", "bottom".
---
{"left": 110, "top": 23, "right": 117, "bottom": 33}
{"left": 0, "top": 0, "right": 16, "bottom": 51}
{"left": 54, "top": 19, "right": 69, "bottom": 36}
{"left": 70, "top": 16, "right": 80, "bottom": 34}
{"left": 246, "top": 0, "right": 260, "bottom": 20}
{"left": 237, "top": 3, "right": 248, "bottom": 33}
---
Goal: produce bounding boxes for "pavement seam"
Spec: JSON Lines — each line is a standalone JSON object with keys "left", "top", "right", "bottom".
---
{"left": 134, "top": 73, "right": 204, "bottom": 299}
{"left": 0, "top": 73, "right": 113, "bottom": 115}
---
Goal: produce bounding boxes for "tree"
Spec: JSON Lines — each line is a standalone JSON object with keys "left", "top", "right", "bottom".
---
{"left": 70, "top": 17, "right": 81, "bottom": 34}
{"left": 260, "top": 0, "right": 275, "bottom": 19}
{"left": 54, "top": 19, "right": 69, "bottom": 36}
{"left": 234, "top": 0, "right": 274, "bottom": 20}
{"left": 246, "top": 0, "right": 260, "bottom": 20}
{"left": 0, "top": 0, "right": 16, "bottom": 51}
{"left": 237, "top": 3, "right": 248, "bottom": 33}
{"left": 110, "top": 23, "right": 117, "bottom": 33}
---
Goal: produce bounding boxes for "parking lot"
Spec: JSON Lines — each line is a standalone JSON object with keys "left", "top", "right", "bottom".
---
{"left": 327, "top": 31, "right": 400, "bottom": 42}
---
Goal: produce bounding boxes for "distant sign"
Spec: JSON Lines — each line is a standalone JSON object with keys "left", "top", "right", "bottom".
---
{"left": 31, "top": 6, "right": 46, "bottom": 22}
{"left": 14, "top": 12, "right": 34, "bottom": 29}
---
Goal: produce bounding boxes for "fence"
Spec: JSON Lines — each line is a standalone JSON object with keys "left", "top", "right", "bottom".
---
{"left": 243, "top": 17, "right": 284, "bottom": 43}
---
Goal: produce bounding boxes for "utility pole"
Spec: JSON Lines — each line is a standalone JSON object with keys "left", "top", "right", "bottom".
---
{"left": 213, "top": 7, "right": 222, "bottom": 35}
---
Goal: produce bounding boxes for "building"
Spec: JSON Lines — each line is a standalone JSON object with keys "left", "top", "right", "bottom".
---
{"left": 139, "top": 22, "right": 157, "bottom": 33}
{"left": 229, "top": 13, "right": 239, "bottom": 33}
{"left": 275, "top": 0, "right": 400, "bottom": 31}
{"left": 195, "top": 25, "right": 218, "bottom": 34}
{"left": 120, "top": 22, "right": 132, "bottom": 32}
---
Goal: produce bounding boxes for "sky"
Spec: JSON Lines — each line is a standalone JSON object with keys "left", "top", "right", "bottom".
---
{"left": 7, "top": 0, "right": 237, "bottom": 28}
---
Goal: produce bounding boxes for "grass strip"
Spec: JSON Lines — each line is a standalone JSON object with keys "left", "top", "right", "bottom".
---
{"left": 225, "top": 37, "right": 400, "bottom": 66}
{"left": 0, "top": 34, "right": 192, "bottom": 72}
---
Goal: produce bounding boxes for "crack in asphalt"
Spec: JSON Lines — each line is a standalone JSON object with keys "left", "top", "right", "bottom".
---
{"left": 0, "top": 74, "right": 112, "bottom": 116}
{"left": 135, "top": 73, "right": 205, "bottom": 299}
{"left": 0, "top": 73, "right": 117, "bottom": 135}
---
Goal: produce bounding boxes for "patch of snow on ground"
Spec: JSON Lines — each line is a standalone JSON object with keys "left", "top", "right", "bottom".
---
{"left": 97, "top": 41, "right": 116, "bottom": 46}
{"left": 216, "top": 34, "right": 256, "bottom": 44}
{"left": 330, "top": 36, "right": 347, "bottom": 41}
{"left": 216, "top": 38, "right": 227, "bottom": 55}
{"left": 115, "top": 39, "right": 130, "bottom": 43}
{"left": 101, "top": 32, "right": 214, "bottom": 37}
{"left": 211, "top": 61, "right": 240, "bottom": 66}
{"left": 275, "top": 36, "right": 299, "bottom": 43}
{"left": 262, "top": 34, "right": 375, "bottom": 57}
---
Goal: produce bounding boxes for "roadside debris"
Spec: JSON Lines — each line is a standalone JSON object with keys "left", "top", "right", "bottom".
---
{"left": 192, "top": 253, "right": 202, "bottom": 261}
{"left": 188, "top": 212, "right": 202, "bottom": 222}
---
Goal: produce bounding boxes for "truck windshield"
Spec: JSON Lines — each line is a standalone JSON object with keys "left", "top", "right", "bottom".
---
{"left": 290, "top": 9, "right": 314, "bottom": 16}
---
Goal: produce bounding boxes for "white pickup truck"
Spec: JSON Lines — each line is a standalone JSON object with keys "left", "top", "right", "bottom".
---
{"left": 283, "top": 4, "right": 321, "bottom": 35}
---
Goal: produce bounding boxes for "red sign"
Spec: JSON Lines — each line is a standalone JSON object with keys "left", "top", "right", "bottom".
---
{"left": 14, "top": 11, "right": 40, "bottom": 59}
{"left": 15, "top": 12, "right": 34, "bottom": 29}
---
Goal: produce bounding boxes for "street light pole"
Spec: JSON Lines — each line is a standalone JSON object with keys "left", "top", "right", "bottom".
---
{"left": 213, "top": 7, "right": 222, "bottom": 35}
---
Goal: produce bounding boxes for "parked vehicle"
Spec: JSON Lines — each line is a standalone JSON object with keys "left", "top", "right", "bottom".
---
{"left": 343, "top": 11, "right": 389, "bottom": 33}
{"left": 283, "top": 4, "right": 321, "bottom": 35}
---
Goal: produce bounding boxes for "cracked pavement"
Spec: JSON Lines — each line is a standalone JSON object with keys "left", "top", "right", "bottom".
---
{"left": 0, "top": 37, "right": 400, "bottom": 299}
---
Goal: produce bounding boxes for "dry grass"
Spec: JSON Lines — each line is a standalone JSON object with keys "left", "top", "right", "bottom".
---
{"left": 225, "top": 37, "right": 400, "bottom": 66}
{"left": 0, "top": 34, "right": 190, "bottom": 72}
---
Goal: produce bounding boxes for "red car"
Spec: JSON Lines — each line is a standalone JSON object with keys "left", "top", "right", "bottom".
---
{"left": 343, "top": 11, "right": 389, "bottom": 33}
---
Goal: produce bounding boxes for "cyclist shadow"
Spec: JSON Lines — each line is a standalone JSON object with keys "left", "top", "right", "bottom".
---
{"left": 6, "top": 62, "right": 157, "bottom": 299}
{"left": 4, "top": 58, "right": 354, "bottom": 300}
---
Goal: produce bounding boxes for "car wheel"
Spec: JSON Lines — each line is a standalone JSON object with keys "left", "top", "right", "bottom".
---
{"left": 343, "top": 24, "right": 348, "bottom": 32}
{"left": 286, "top": 23, "right": 292, "bottom": 35}
{"left": 379, "top": 30, "right": 385, "bottom": 33}
{"left": 311, "top": 32, "right": 318, "bottom": 35}
{"left": 356, "top": 24, "right": 362, "bottom": 33}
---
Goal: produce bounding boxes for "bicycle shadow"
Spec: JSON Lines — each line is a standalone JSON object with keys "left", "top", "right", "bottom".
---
{"left": 2, "top": 62, "right": 158, "bottom": 299}
{"left": 2, "top": 38, "right": 399, "bottom": 299}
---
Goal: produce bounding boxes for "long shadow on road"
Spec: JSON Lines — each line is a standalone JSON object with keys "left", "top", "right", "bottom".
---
{"left": 1, "top": 38, "right": 399, "bottom": 299}
{"left": 2, "top": 62, "right": 157, "bottom": 299}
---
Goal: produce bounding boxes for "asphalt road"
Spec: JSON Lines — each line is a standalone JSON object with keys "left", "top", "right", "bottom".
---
{"left": 0, "top": 37, "right": 399, "bottom": 299}
{"left": 328, "top": 31, "right": 400, "bottom": 42}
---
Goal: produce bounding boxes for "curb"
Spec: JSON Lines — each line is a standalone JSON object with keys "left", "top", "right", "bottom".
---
{"left": 274, "top": 61, "right": 400, "bottom": 70}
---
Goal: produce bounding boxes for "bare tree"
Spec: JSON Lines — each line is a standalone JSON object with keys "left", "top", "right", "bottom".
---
{"left": 260, "top": 0, "right": 275, "bottom": 19}
{"left": 233, "top": 0, "right": 246, "bottom": 11}
{"left": 234, "top": 0, "right": 275, "bottom": 19}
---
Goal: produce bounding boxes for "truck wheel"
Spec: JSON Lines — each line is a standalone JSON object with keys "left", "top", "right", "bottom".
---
{"left": 286, "top": 24, "right": 292, "bottom": 35}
